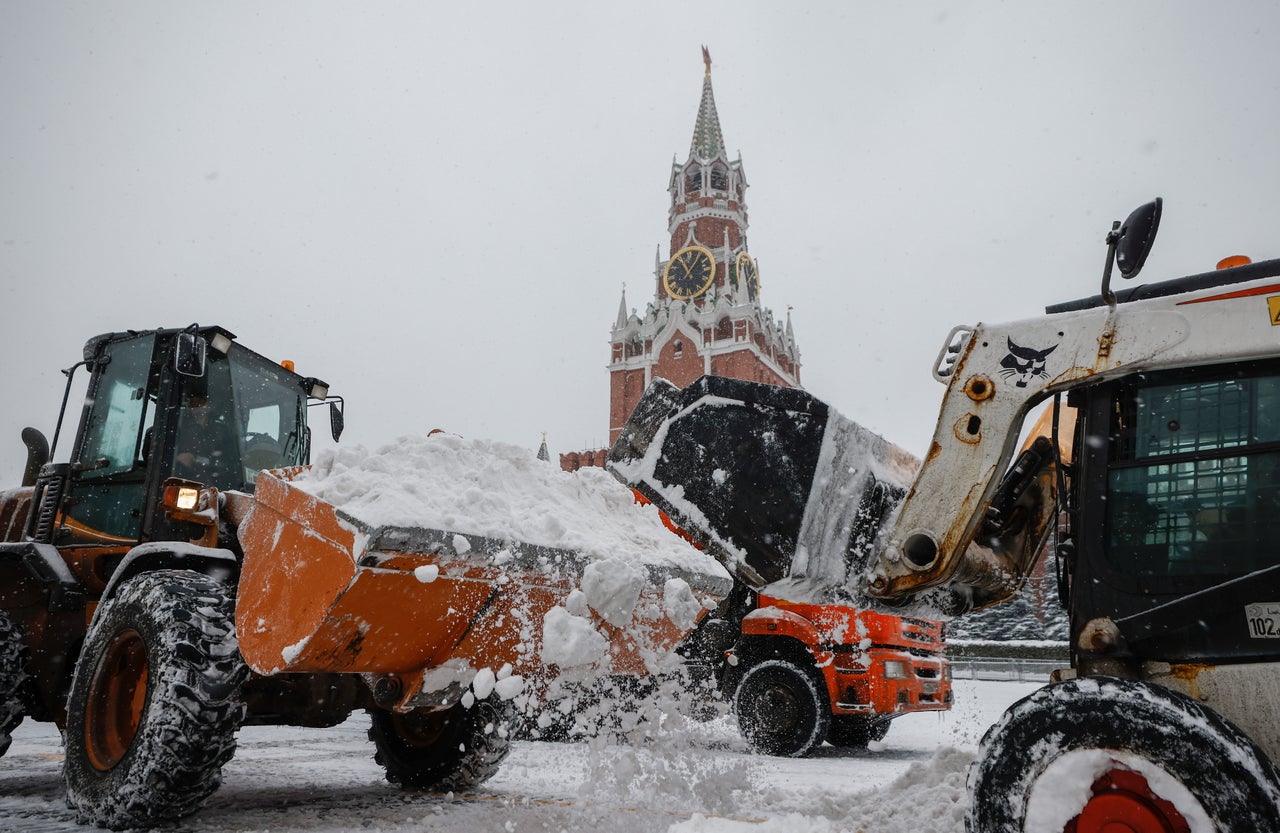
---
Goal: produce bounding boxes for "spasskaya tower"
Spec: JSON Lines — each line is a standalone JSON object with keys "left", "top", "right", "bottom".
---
{"left": 562, "top": 48, "right": 802, "bottom": 470}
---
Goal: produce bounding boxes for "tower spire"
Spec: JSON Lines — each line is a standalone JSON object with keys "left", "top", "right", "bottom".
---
{"left": 616, "top": 283, "right": 629, "bottom": 328}
{"left": 690, "top": 46, "right": 727, "bottom": 160}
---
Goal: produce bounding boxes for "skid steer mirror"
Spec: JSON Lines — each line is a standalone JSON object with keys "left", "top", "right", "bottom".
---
{"left": 174, "top": 333, "right": 208, "bottom": 378}
{"left": 329, "top": 399, "right": 344, "bottom": 442}
{"left": 1114, "top": 197, "right": 1162, "bottom": 280}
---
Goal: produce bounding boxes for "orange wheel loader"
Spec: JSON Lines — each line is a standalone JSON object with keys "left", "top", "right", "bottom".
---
{"left": 0, "top": 325, "right": 727, "bottom": 830}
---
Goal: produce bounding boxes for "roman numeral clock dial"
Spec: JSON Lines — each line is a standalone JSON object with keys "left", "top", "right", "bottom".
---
{"left": 663, "top": 245, "right": 716, "bottom": 300}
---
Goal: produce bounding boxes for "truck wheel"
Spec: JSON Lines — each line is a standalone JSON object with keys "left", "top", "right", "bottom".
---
{"left": 733, "top": 658, "right": 830, "bottom": 757}
{"left": 967, "top": 676, "right": 1280, "bottom": 832}
{"left": 826, "top": 714, "right": 890, "bottom": 749}
{"left": 0, "top": 608, "right": 29, "bottom": 757}
{"left": 369, "top": 694, "right": 515, "bottom": 792}
{"left": 64, "top": 570, "right": 247, "bottom": 830}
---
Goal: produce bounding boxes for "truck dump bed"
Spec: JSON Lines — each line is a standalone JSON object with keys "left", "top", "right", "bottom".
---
{"left": 607, "top": 376, "right": 918, "bottom": 603}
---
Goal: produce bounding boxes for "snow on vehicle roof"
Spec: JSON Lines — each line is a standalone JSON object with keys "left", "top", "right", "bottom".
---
{"left": 292, "top": 432, "right": 730, "bottom": 581}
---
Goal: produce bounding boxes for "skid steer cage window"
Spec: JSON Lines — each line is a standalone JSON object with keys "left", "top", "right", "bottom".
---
{"left": 1105, "top": 366, "right": 1280, "bottom": 578}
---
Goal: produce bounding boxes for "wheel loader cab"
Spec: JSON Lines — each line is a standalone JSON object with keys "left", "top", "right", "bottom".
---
{"left": 1070, "top": 359, "right": 1280, "bottom": 669}
{"left": 168, "top": 346, "right": 309, "bottom": 494}
{"left": 46, "top": 327, "right": 316, "bottom": 550}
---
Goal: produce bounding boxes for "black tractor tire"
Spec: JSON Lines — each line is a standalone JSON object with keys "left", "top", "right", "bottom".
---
{"left": 826, "top": 714, "right": 890, "bottom": 749}
{"left": 0, "top": 608, "right": 29, "bottom": 757}
{"left": 733, "top": 658, "right": 830, "bottom": 757}
{"left": 64, "top": 570, "right": 248, "bottom": 830}
{"left": 967, "top": 676, "right": 1280, "bottom": 832}
{"left": 369, "top": 694, "right": 516, "bottom": 792}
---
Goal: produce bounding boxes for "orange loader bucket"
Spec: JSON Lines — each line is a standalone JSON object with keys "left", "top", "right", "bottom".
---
{"left": 235, "top": 467, "right": 716, "bottom": 711}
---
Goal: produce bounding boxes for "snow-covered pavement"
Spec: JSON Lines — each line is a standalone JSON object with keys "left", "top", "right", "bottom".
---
{"left": 0, "top": 679, "right": 1041, "bottom": 832}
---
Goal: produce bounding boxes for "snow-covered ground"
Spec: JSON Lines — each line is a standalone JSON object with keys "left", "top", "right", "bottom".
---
{"left": 0, "top": 679, "right": 1040, "bottom": 832}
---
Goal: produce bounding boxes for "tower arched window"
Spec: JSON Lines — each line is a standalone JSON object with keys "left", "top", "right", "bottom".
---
{"left": 674, "top": 340, "right": 684, "bottom": 358}
{"left": 709, "top": 163, "right": 728, "bottom": 191}
{"left": 684, "top": 166, "right": 701, "bottom": 195}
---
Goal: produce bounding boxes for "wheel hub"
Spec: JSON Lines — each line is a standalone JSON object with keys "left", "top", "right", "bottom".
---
{"left": 1070, "top": 767, "right": 1191, "bottom": 833}
{"left": 758, "top": 684, "right": 801, "bottom": 734}
{"left": 84, "top": 629, "right": 149, "bottom": 771}
{"left": 392, "top": 707, "right": 452, "bottom": 749}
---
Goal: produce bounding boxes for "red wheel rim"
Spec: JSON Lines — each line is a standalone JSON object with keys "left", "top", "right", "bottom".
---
{"left": 1068, "top": 767, "right": 1192, "bottom": 833}
{"left": 84, "top": 629, "right": 149, "bottom": 771}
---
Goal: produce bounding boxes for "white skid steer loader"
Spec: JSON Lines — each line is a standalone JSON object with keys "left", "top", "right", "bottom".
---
{"left": 609, "top": 199, "right": 1280, "bottom": 831}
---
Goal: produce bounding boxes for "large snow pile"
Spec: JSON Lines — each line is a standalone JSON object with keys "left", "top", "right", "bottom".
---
{"left": 293, "top": 432, "right": 730, "bottom": 580}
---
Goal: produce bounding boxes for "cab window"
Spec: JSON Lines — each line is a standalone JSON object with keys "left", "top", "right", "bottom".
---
{"left": 79, "top": 335, "right": 156, "bottom": 478}
{"left": 1106, "top": 368, "right": 1280, "bottom": 577}
{"left": 174, "top": 344, "right": 307, "bottom": 492}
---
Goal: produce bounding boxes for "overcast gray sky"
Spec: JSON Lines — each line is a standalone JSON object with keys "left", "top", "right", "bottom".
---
{"left": 3, "top": 2, "right": 1278, "bottom": 481}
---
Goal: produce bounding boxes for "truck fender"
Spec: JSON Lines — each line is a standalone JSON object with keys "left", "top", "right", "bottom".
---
{"left": 0, "top": 541, "right": 86, "bottom": 612}
{"left": 99, "top": 543, "right": 239, "bottom": 614}
{"left": 736, "top": 606, "right": 841, "bottom": 704}
{"left": 740, "top": 606, "right": 824, "bottom": 650}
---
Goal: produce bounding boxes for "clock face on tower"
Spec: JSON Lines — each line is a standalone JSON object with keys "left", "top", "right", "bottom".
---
{"left": 663, "top": 245, "right": 716, "bottom": 300}
{"left": 735, "top": 252, "right": 760, "bottom": 301}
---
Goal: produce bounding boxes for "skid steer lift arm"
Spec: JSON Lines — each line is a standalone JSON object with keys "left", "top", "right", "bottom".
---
{"left": 866, "top": 198, "right": 1280, "bottom": 611}
{"left": 866, "top": 201, "right": 1164, "bottom": 607}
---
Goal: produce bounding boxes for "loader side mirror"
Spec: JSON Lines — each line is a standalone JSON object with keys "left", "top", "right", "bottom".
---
{"left": 329, "top": 399, "right": 344, "bottom": 442}
{"left": 174, "top": 333, "right": 208, "bottom": 378}
{"left": 1113, "top": 197, "right": 1162, "bottom": 280}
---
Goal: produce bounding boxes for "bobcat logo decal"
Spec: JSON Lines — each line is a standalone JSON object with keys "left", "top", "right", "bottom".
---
{"left": 999, "top": 338, "right": 1058, "bottom": 388}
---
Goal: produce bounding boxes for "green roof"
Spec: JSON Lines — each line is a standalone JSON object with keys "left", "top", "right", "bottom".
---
{"left": 689, "top": 57, "right": 727, "bottom": 161}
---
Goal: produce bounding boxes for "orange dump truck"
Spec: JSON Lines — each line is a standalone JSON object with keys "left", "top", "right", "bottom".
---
{"left": 0, "top": 326, "right": 729, "bottom": 830}
{"left": 725, "top": 595, "right": 951, "bottom": 754}
{"left": 610, "top": 376, "right": 951, "bottom": 756}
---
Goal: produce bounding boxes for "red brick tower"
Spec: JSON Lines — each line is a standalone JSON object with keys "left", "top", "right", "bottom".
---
{"left": 562, "top": 48, "right": 802, "bottom": 471}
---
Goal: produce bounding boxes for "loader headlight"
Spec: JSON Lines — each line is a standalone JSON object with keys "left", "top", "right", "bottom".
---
{"left": 302, "top": 376, "right": 330, "bottom": 401}
{"left": 883, "top": 660, "right": 909, "bottom": 680}
{"left": 175, "top": 486, "right": 199, "bottom": 511}
{"left": 162, "top": 480, "right": 208, "bottom": 513}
